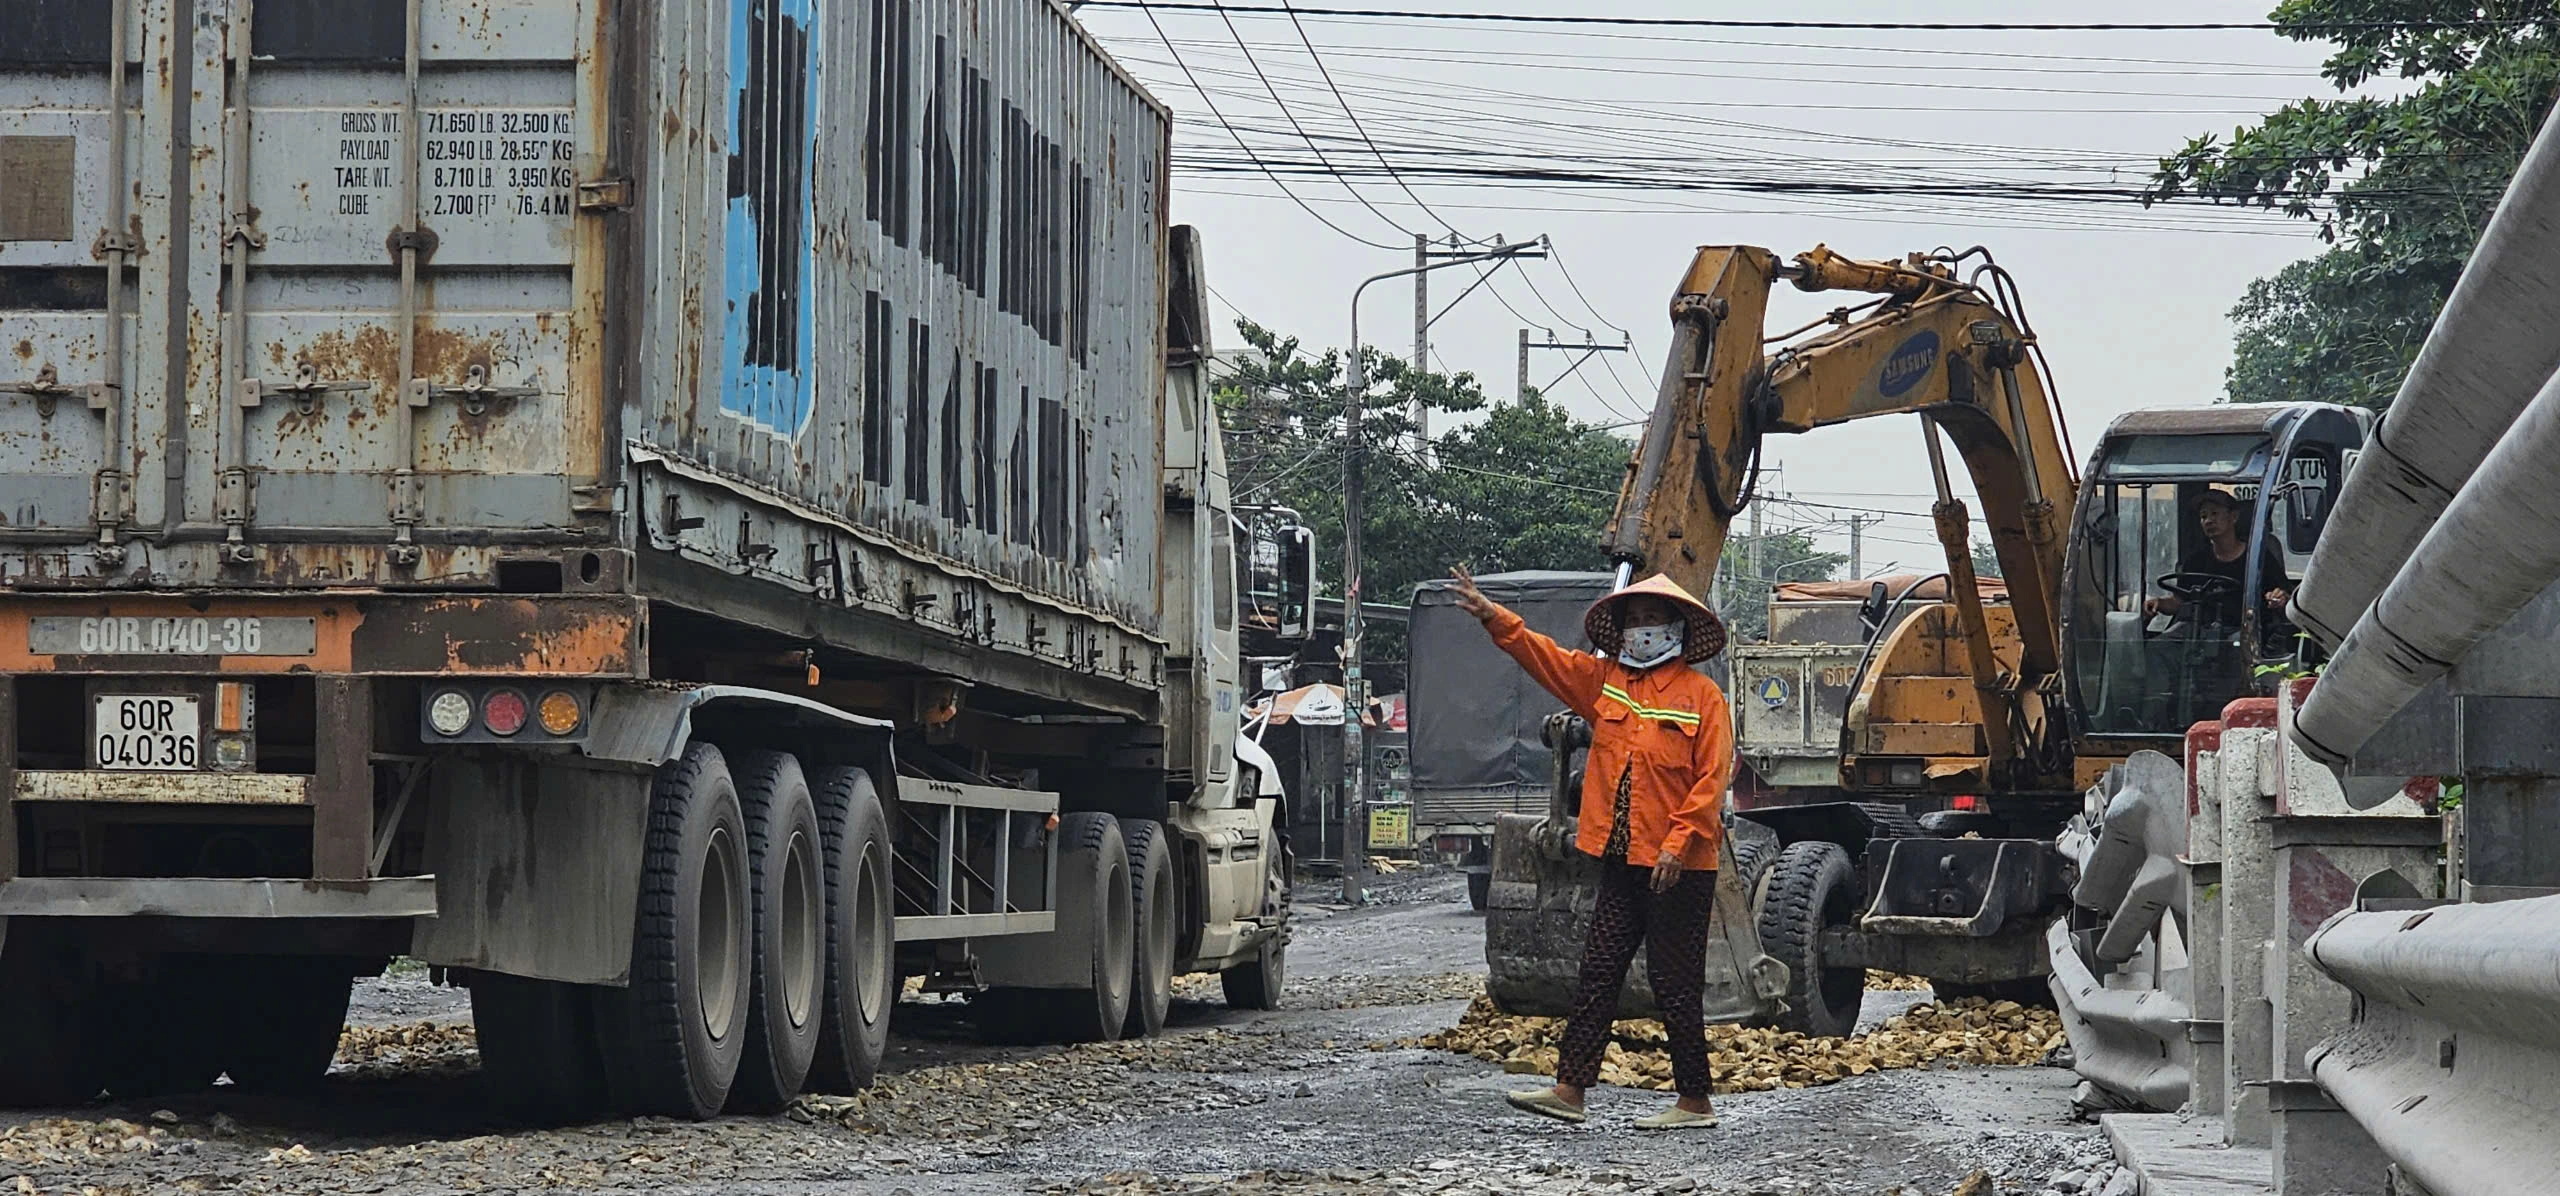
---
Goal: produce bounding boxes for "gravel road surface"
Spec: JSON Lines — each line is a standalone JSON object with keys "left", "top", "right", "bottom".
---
{"left": 0, "top": 870, "right": 2104, "bottom": 1195}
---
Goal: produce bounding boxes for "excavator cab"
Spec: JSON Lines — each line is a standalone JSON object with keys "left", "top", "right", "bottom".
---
{"left": 2062, "top": 406, "right": 2368, "bottom": 749}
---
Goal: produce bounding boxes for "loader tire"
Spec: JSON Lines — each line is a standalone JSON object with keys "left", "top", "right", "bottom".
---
{"left": 1758, "top": 841, "right": 1865, "bottom": 1039}
{"left": 1221, "top": 832, "right": 1289, "bottom": 1011}
{"left": 596, "top": 742, "right": 751, "bottom": 1119}
{"left": 728, "top": 752, "right": 823, "bottom": 1111}
{"left": 0, "top": 923, "right": 99, "bottom": 1107}
{"left": 472, "top": 972, "right": 609, "bottom": 1124}
{"left": 806, "top": 765, "right": 894, "bottom": 1094}
{"left": 1120, "top": 818, "right": 1177, "bottom": 1038}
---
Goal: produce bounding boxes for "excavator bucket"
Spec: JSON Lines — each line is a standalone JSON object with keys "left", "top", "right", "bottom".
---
{"left": 1482, "top": 716, "right": 1790, "bottom": 1020}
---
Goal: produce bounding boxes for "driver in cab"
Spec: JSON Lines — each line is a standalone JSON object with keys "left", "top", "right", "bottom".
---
{"left": 2143, "top": 489, "right": 2290, "bottom": 630}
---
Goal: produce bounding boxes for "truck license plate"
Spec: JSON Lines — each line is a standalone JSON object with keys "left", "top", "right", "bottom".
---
{"left": 30, "top": 616, "right": 317, "bottom": 657}
{"left": 94, "top": 695, "right": 201, "bottom": 771}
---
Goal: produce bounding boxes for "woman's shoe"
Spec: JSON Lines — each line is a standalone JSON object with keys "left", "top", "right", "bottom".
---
{"left": 1505, "top": 1088, "right": 1588, "bottom": 1125}
{"left": 1634, "top": 1104, "right": 1720, "bottom": 1130}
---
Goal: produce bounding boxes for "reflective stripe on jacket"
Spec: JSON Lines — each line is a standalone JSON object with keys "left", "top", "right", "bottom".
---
{"left": 1483, "top": 605, "right": 1733, "bottom": 870}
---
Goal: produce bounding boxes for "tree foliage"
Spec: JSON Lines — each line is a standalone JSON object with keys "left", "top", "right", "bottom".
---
{"left": 1214, "top": 320, "right": 1633, "bottom": 661}
{"left": 1715, "top": 528, "right": 1848, "bottom": 643}
{"left": 2147, "top": 0, "right": 2559, "bottom": 407}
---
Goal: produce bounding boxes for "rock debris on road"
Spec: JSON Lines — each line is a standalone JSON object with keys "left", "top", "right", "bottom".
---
{"left": 1, "top": 870, "right": 2102, "bottom": 1196}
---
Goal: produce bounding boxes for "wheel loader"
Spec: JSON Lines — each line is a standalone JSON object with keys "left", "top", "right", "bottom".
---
{"left": 1484, "top": 244, "right": 2370, "bottom": 1035}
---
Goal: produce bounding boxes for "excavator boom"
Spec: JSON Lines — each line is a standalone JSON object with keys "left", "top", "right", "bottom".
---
{"left": 1605, "top": 244, "right": 2079, "bottom": 781}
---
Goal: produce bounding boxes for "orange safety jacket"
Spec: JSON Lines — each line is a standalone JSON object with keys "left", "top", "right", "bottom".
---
{"left": 1484, "top": 605, "right": 1733, "bottom": 870}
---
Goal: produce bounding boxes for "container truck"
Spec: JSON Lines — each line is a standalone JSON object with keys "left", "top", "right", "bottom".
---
{"left": 0, "top": 0, "right": 1312, "bottom": 1121}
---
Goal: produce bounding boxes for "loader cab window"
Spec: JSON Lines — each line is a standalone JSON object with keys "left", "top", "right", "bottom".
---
{"left": 2068, "top": 434, "right": 2275, "bottom": 737}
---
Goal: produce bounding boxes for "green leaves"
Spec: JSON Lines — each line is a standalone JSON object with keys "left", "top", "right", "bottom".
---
{"left": 1214, "top": 319, "right": 1634, "bottom": 659}
{"left": 2149, "top": 0, "right": 2558, "bottom": 407}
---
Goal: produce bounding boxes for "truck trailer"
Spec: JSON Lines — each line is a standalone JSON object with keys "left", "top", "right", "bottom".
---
{"left": 0, "top": 0, "right": 1308, "bottom": 1121}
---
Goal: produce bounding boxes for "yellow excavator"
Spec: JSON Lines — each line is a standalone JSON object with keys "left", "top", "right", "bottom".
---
{"left": 1484, "top": 245, "right": 2371, "bottom": 1034}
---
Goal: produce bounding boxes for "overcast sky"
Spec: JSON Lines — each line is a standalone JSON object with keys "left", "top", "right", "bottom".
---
{"left": 1071, "top": 0, "right": 2384, "bottom": 576}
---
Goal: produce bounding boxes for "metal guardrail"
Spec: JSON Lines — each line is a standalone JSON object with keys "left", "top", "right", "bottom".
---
{"left": 2305, "top": 893, "right": 2560, "bottom": 1196}
{"left": 2050, "top": 751, "right": 2194, "bottom": 1113}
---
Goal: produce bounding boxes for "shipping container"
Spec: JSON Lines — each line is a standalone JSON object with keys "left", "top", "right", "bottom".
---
{"left": 0, "top": 0, "right": 1309, "bottom": 1124}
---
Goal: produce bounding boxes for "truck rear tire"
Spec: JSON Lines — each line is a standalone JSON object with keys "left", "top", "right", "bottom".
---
{"left": 1465, "top": 869, "right": 1491, "bottom": 911}
{"left": 1221, "top": 835, "right": 1288, "bottom": 1011}
{"left": 1055, "top": 812, "right": 1135, "bottom": 1042}
{"left": 807, "top": 765, "right": 894, "bottom": 1094}
{"left": 1758, "top": 841, "right": 1866, "bottom": 1038}
{"left": 728, "top": 752, "right": 823, "bottom": 1111}
{"left": 472, "top": 972, "right": 609, "bottom": 1123}
{"left": 218, "top": 955, "right": 355, "bottom": 1092}
{"left": 597, "top": 742, "right": 751, "bottom": 1119}
{"left": 1120, "top": 818, "right": 1176, "bottom": 1038}
{"left": 0, "top": 923, "right": 99, "bottom": 1107}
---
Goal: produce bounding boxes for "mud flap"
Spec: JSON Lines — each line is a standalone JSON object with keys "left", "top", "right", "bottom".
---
{"left": 1484, "top": 813, "right": 1789, "bottom": 1020}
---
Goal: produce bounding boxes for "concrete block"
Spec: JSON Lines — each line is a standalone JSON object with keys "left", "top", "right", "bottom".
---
{"left": 2269, "top": 1080, "right": 2389, "bottom": 1196}
{"left": 2217, "top": 719, "right": 2278, "bottom": 1148}
{"left": 2103, "top": 1111, "right": 2272, "bottom": 1196}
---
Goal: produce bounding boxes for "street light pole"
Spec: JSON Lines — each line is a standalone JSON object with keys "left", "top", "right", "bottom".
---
{"left": 1340, "top": 238, "right": 1542, "bottom": 906}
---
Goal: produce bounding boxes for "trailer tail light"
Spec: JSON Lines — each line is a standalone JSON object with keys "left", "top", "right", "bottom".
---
{"left": 427, "top": 690, "right": 475, "bottom": 737}
{"left": 537, "top": 690, "right": 583, "bottom": 736}
{"left": 1951, "top": 794, "right": 1981, "bottom": 811}
{"left": 213, "top": 682, "right": 250, "bottom": 733}
{"left": 481, "top": 689, "right": 529, "bottom": 737}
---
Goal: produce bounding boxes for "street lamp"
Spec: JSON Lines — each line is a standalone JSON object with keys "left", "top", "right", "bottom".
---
{"left": 1339, "top": 238, "right": 1543, "bottom": 906}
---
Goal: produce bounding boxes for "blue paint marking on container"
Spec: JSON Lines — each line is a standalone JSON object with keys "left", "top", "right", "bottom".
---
{"left": 1878, "top": 329, "right": 1941, "bottom": 400}
{"left": 720, "top": 0, "right": 822, "bottom": 437}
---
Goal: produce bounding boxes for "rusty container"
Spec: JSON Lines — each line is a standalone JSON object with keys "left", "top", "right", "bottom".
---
{"left": 0, "top": 0, "right": 1172, "bottom": 702}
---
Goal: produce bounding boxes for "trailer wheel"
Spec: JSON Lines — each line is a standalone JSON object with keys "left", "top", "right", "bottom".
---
{"left": 96, "top": 959, "right": 224, "bottom": 1099}
{"left": 807, "top": 765, "right": 894, "bottom": 1094}
{"left": 0, "top": 923, "right": 99, "bottom": 1107}
{"left": 1120, "top": 818, "right": 1176, "bottom": 1038}
{"left": 472, "top": 972, "right": 609, "bottom": 1123}
{"left": 727, "top": 752, "right": 824, "bottom": 1111}
{"left": 1221, "top": 834, "right": 1289, "bottom": 1011}
{"left": 213, "top": 955, "right": 354, "bottom": 1092}
{"left": 1757, "top": 841, "right": 1865, "bottom": 1038}
{"left": 597, "top": 741, "right": 751, "bottom": 1119}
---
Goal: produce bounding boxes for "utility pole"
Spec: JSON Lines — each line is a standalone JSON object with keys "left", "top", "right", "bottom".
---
{"left": 1848, "top": 514, "right": 1867, "bottom": 578}
{"left": 1518, "top": 332, "right": 1632, "bottom": 403}
{"left": 1746, "top": 479, "right": 1765, "bottom": 638}
{"left": 1410, "top": 234, "right": 1429, "bottom": 435}
{"left": 1341, "top": 238, "right": 1542, "bottom": 906}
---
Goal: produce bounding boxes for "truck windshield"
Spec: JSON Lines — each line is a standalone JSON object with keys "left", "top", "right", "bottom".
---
{"left": 2069, "top": 449, "right": 2271, "bottom": 736}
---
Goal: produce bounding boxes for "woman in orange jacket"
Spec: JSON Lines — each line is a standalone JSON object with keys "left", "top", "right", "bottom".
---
{"left": 1450, "top": 566, "right": 1732, "bottom": 1130}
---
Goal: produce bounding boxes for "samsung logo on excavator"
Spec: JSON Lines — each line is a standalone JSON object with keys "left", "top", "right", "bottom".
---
{"left": 1878, "top": 330, "right": 1941, "bottom": 398}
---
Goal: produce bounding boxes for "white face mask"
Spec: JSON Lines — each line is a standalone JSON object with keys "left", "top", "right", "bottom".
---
{"left": 1619, "top": 622, "right": 1684, "bottom": 669}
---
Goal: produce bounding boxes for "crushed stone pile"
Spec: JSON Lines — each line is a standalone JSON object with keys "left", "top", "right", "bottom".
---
{"left": 1866, "top": 971, "right": 1932, "bottom": 991}
{"left": 1405, "top": 996, "right": 2065, "bottom": 1095}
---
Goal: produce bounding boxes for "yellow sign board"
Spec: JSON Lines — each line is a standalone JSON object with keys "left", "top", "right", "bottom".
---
{"left": 1368, "top": 804, "right": 1413, "bottom": 849}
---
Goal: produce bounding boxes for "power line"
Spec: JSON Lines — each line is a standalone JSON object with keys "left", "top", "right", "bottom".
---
{"left": 1274, "top": 0, "right": 1462, "bottom": 236}
{"left": 1208, "top": 2, "right": 1416, "bottom": 240}
{"left": 1081, "top": 3, "right": 2524, "bottom": 32}
{"left": 1137, "top": 6, "right": 1401, "bottom": 249}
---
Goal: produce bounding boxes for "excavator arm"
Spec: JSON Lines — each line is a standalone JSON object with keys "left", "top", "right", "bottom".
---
{"left": 1606, "top": 245, "right": 2080, "bottom": 779}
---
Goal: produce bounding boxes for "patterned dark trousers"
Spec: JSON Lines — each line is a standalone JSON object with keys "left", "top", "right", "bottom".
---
{"left": 1554, "top": 861, "right": 1718, "bottom": 1099}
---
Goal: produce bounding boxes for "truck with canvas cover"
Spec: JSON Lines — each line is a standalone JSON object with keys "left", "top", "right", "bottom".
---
{"left": 0, "top": 0, "right": 1313, "bottom": 1121}
{"left": 1485, "top": 243, "right": 2367, "bottom": 1035}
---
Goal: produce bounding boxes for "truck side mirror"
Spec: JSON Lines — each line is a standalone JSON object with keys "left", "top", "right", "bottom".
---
{"left": 1860, "top": 580, "right": 1890, "bottom": 638}
{"left": 1278, "top": 524, "right": 1317, "bottom": 640}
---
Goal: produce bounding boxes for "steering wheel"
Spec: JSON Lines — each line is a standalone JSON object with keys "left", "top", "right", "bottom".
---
{"left": 2156, "top": 572, "right": 2240, "bottom": 602}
